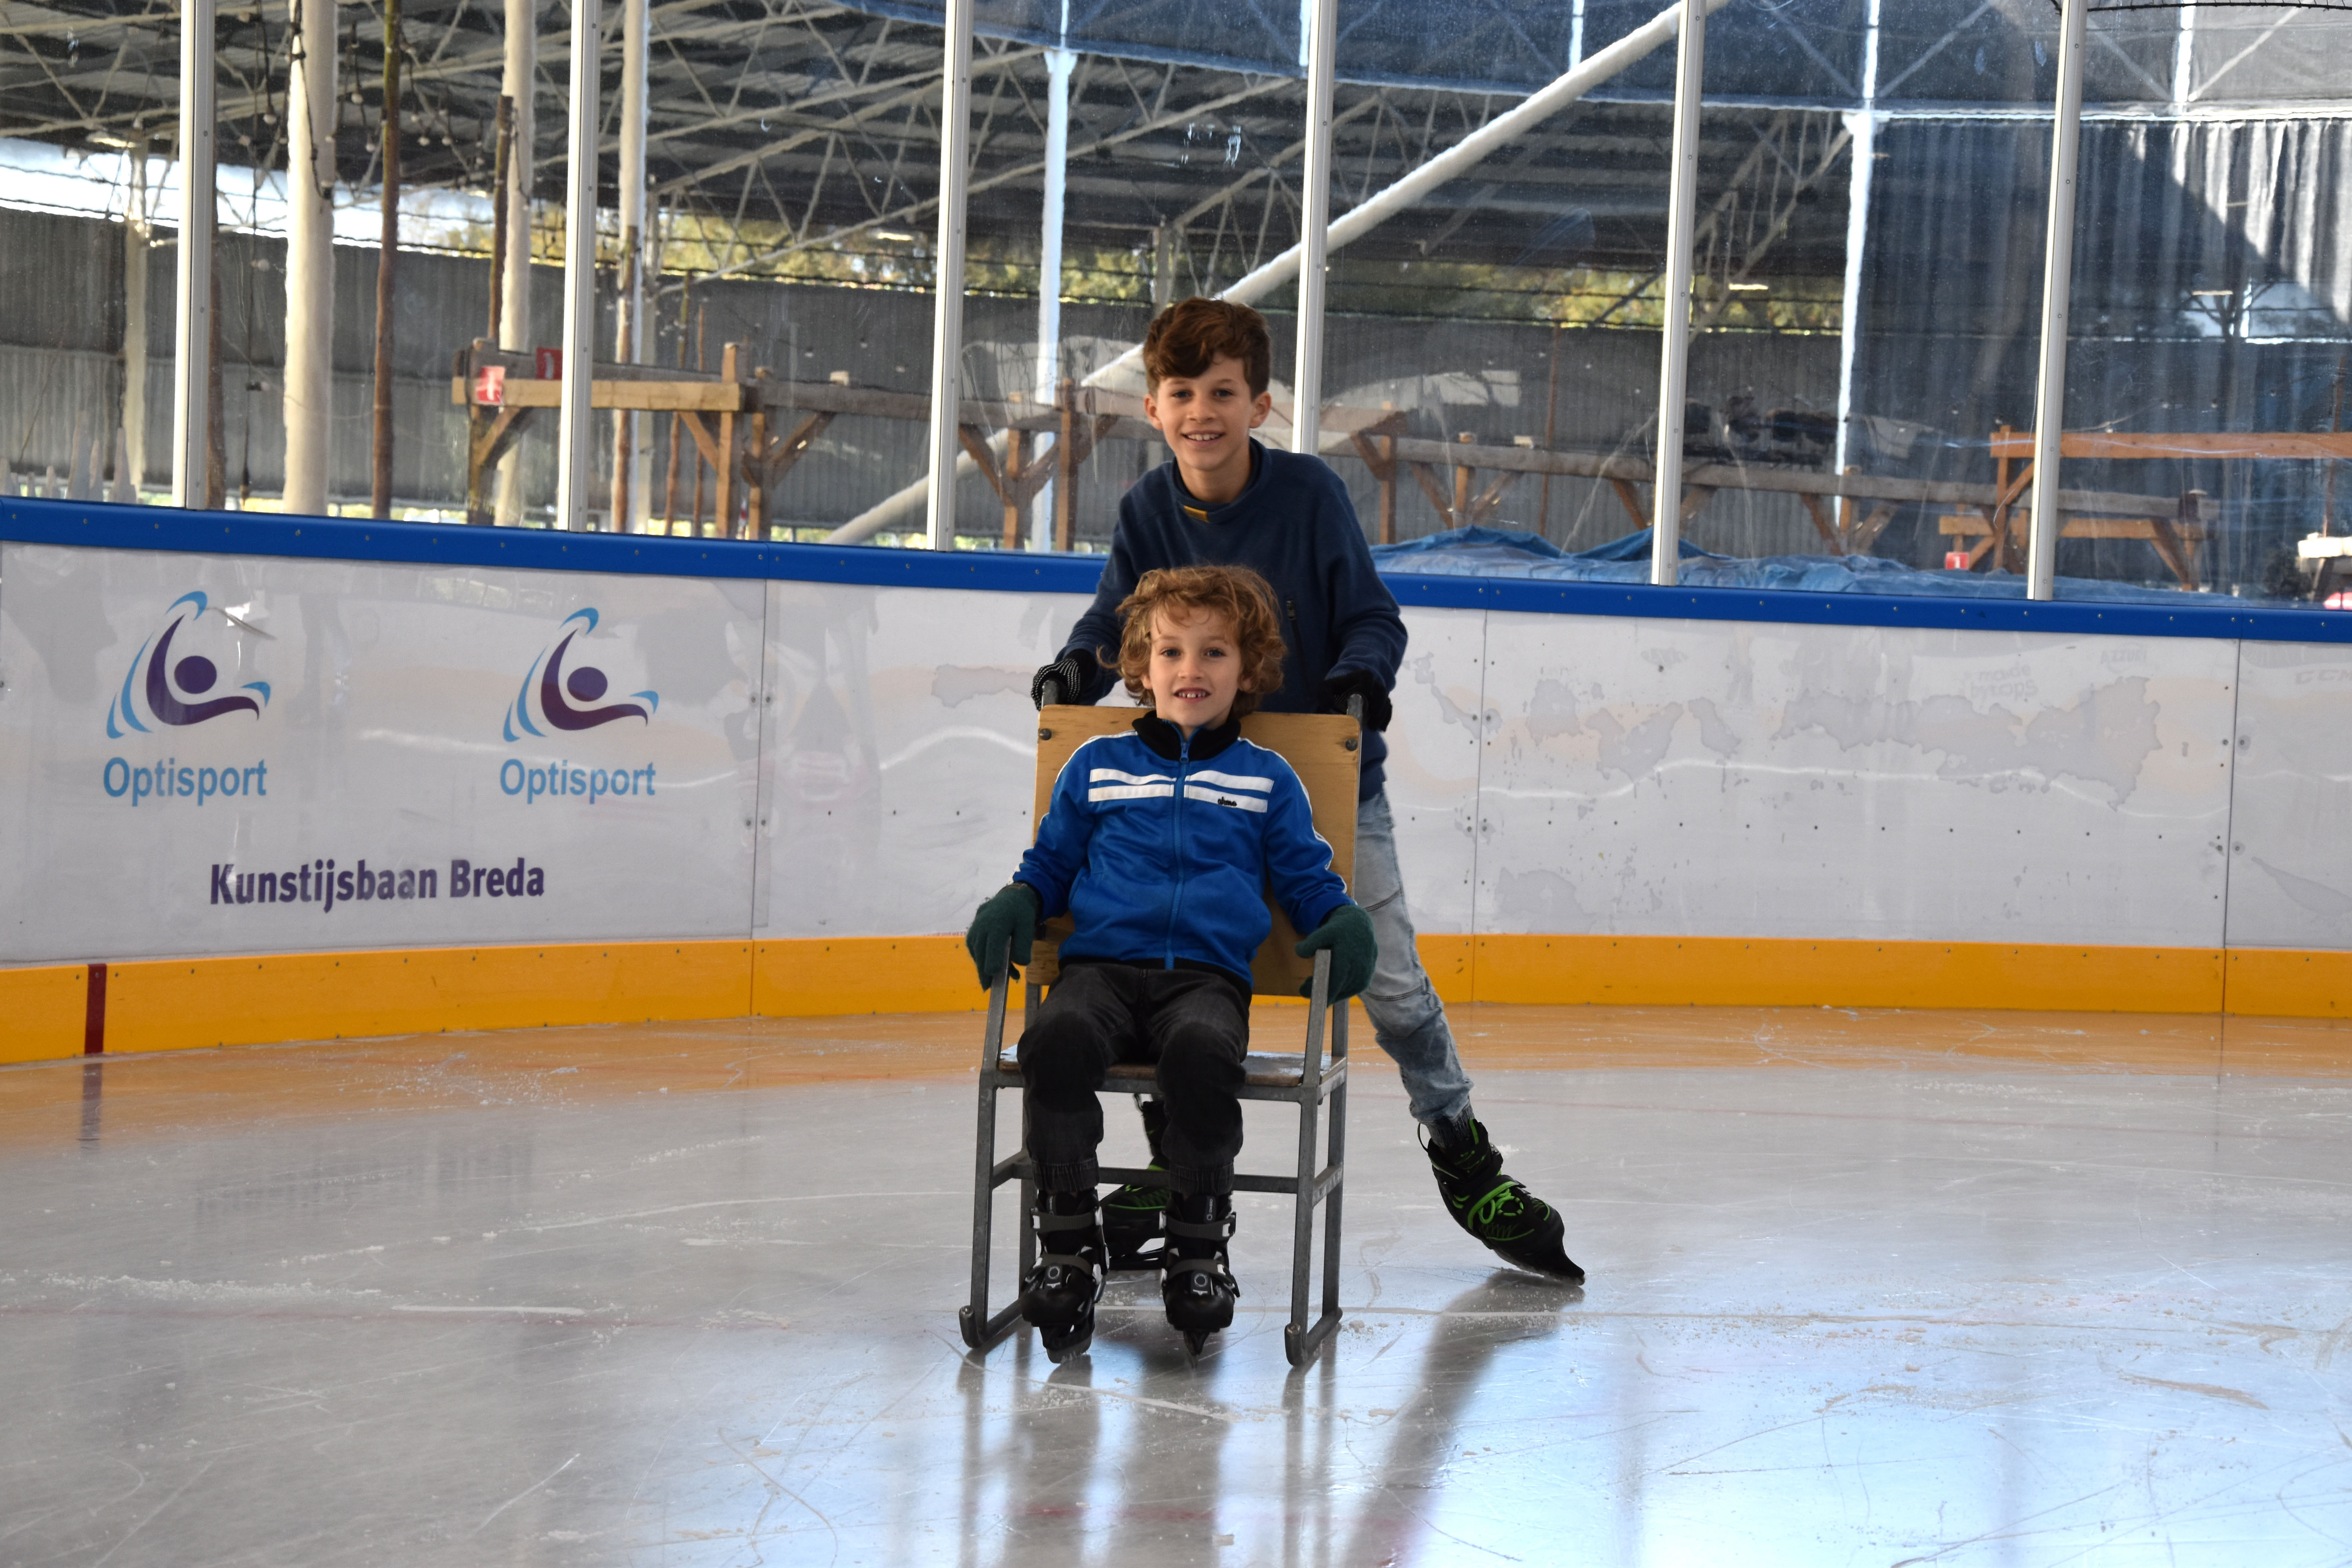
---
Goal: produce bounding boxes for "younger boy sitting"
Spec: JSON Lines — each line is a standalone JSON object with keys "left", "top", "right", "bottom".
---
{"left": 965, "top": 564, "right": 1376, "bottom": 1361}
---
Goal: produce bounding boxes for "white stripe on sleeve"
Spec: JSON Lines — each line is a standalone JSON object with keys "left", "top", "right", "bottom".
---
{"left": 1089, "top": 783, "right": 1176, "bottom": 803}
{"left": 1190, "top": 769, "right": 1272, "bottom": 793}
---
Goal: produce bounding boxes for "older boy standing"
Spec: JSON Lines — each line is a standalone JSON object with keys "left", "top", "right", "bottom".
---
{"left": 1031, "top": 298, "right": 1582, "bottom": 1282}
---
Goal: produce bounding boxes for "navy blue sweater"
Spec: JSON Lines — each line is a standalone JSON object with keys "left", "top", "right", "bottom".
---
{"left": 1062, "top": 441, "right": 1408, "bottom": 800}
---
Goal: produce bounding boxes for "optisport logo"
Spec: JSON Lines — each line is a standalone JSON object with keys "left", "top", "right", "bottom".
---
{"left": 106, "top": 591, "right": 271, "bottom": 738}
{"left": 503, "top": 608, "right": 658, "bottom": 741}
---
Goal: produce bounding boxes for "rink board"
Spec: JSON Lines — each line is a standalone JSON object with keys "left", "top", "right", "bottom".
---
{"left": 5, "top": 497, "right": 2352, "bottom": 1056}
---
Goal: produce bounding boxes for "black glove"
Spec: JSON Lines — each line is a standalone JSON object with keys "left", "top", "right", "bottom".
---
{"left": 965, "top": 882, "right": 1042, "bottom": 987}
{"left": 1294, "top": 902, "right": 1377, "bottom": 1000}
{"left": 1319, "top": 670, "right": 1392, "bottom": 733}
{"left": 1030, "top": 648, "right": 1099, "bottom": 710}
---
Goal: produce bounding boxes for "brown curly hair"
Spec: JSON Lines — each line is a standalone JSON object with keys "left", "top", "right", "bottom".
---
{"left": 1112, "top": 565, "right": 1289, "bottom": 719}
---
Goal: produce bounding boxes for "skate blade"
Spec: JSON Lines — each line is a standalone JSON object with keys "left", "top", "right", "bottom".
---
{"left": 1045, "top": 1329, "right": 1093, "bottom": 1365}
{"left": 1181, "top": 1329, "right": 1212, "bottom": 1356}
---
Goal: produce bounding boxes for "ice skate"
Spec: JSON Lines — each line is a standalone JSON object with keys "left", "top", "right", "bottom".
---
{"left": 1160, "top": 1191, "right": 1239, "bottom": 1354}
{"left": 1423, "top": 1116, "right": 1584, "bottom": 1283}
{"left": 1020, "top": 1189, "right": 1106, "bottom": 1362}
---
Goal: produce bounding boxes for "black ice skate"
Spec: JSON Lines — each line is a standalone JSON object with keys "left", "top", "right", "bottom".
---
{"left": 1020, "top": 1189, "right": 1106, "bottom": 1362}
{"left": 1423, "top": 1116, "right": 1585, "bottom": 1283}
{"left": 1101, "top": 1097, "right": 1169, "bottom": 1271}
{"left": 1160, "top": 1191, "right": 1240, "bottom": 1355}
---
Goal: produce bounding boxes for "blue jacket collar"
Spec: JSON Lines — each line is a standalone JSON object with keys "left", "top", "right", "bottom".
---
{"left": 1132, "top": 710, "right": 1241, "bottom": 762}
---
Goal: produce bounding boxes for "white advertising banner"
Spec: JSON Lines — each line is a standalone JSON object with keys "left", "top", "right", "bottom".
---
{"left": 0, "top": 543, "right": 764, "bottom": 962}
{"left": 6, "top": 521, "right": 2344, "bottom": 971}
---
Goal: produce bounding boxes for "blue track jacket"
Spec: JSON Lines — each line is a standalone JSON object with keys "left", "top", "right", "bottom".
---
{"left": 1015, "top": 713, "right": 1352, "bottom": 986}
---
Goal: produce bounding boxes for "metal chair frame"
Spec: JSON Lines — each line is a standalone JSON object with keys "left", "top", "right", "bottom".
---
{"left": 958, "top": 948, "right": 1349, "bottom": 1368}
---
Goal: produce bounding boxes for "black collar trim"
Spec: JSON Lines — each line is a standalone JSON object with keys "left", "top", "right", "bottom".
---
{"left": 1132, "top": 711, "right": 1241, "bottom": 762}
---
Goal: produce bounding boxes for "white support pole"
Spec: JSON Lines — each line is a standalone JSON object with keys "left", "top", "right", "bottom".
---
{"left": 1290, "top": 0, "right": 1337, "bottom": 458}
{"left": 1648, "top": 0, "right": 1706, "bottom": 586}
{"left": 283, "top": 0, "right": 337, "bottom": 517}
{"left": 496, "top": 0, "right": 535, "bottom": 524}
{"left": 170, "top": 0, "right": 216, "bottom": 509}
{"left": 1031, "top": 41, "right": 1072, "bottom": 549}
{"left": 2026, "top": 0, "right": 2090, "bottom": 601}
{"left": 555, "top": 0, "right": 602, "bottom": 531}
{"left": 829, "top": 0, "right": 1733, "bottom": 546}
{"left": 2172, "top": 1, "right": 2196, "bottom": 106}
{"left": 1830, "top": 0, "right": 1880, "bottom": 485}
{"left": 924, "top": 0, "right": 976, "bottom": 550}
{"left": 122, "top": 141, "right": 150, "bottom": 503}
{"left": 611, "top": 0, "right": 648, "bottom": 530}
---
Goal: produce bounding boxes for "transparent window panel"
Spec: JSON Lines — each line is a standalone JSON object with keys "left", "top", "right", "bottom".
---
{"left": 1308, "top": 0, "right": 1888, "bottom": 568}
{"left": 629, "top": 9, "right": 947, "bottom": 543}
{"left": 951, "top": 5, "right": 1312, "bottom": 552}
{"left": 1828, "top": 4, "right": 2065, "bottom": 589}
{"left": 2057, "top": 8, "right": 2352, "bottom": 602}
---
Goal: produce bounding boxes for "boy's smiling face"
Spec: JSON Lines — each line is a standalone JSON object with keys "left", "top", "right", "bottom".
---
{"left": 1140, "top": 606, "right": 1247, "bottom": 735}
{"left": 1144, "top": 354, "right": 1274, "bottom": 506}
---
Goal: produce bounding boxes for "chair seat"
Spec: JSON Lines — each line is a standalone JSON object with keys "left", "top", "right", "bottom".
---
{"left": 995, "top": 1049, "right": 1314, "bottom": 1089}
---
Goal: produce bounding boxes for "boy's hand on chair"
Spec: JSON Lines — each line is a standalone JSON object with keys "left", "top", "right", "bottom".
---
{"left": 1294, "top": 904, "right": 1377, "bottom": 999}
{"left": 966, "top": 882, "right": 1042, "bottom": 987}
{"left": 1317, "top": 670, "right": 1392, "bottom": 732}
{"left": 1030, "top": 649, "right": 1099, "bottom": 710}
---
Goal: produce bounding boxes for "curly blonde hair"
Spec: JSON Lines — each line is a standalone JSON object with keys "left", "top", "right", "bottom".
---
{"left": 1112, "top": 564, "right": 1289, "bottom": 719}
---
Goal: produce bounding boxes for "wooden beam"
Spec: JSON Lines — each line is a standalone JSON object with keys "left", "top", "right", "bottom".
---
{"left": 763, "top": 411, "right": 832, "bottom": 486}
{"left": 1408, "top": 461, "right": 1457, "bottom": 528}
{"left": 1465, "top": 468, "right": 1524, "bottom": 528}
{"left": 1800, "top": 492, "right": 1837, "bottom": 548}
{"left": 716, "top": 343, "right": 739, "bottom": 537}
{"left": 1609, "top": 478, "right": 1648, "bottom": 530}
{"left": 1991, "top": 429, "right": 2352, "bottom": 461}
{"left": 1002, "top": 427, "right": 1027, "bottom": 551}
{"left": 451, "top": 375, "right": 746, "bottom": 412}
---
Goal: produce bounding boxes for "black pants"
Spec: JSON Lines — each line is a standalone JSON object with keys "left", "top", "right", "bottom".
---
{"left": 1019, "top": 961, "right": 1250, "bottom": 1196}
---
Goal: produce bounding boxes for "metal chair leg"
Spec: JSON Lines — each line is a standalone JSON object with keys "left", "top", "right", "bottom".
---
{"left": 960, "top": 967, "right": 1017, "bottom": 1351}
{"left": 1321, "top": 1000, "right": 1348, "bottom": 1330}
{"left": 1285, "top": 951, "right": 1342, "bottom": 1368}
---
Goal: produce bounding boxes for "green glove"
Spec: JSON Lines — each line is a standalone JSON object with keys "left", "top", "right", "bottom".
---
{"left": 1294, "top": 903, "right": 1377, "bottom": 1000}
{"left": 965, "top": 882, "right": 1042, "bottom": 988}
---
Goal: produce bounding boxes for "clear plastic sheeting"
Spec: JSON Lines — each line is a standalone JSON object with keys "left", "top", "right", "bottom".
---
{"left": 1372, "top": 523, "right": 2227, "bottom": 602}
{"left": 813, "top": 0, "right": 2352, "bottom": 105}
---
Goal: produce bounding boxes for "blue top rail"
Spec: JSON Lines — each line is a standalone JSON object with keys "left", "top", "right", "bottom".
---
{"left": 7, "top": 497, "right": 2350, "bottom": 646}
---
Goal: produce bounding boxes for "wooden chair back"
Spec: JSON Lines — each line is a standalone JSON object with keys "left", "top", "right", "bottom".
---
{"left": 1023, "top": 705, "right": 1361, "bottom": 996}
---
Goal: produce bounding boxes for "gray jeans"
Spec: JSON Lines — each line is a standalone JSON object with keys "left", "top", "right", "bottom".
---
{"left": 1352, "top": 791, "right": 1475, "bottom": 1128}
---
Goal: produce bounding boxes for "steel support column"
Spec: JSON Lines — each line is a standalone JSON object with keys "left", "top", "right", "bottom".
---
{"left": 923, "top": 0, "right": 976, "bottom": 550}
{"left": 555, "top": 0, "right": 603, "bottom": 530}
{"left": 1830, "top": 0, "right": 1880, "bottom": 485}
{"left": 283, "top": 0, "right": 336, "bottom": 516}
{"left": 496, "top": 0, "right": 536, "bottom": 524}
{"left": 169, "top": 0, "right": 215, "bottom": 509}
{"left": 1649, "top": 0, "right": 1706, "bottom": 586}
{"left": 612, "top": 0, "right": 649, "bottom": 530}
{"left": 1290, "top": 0, "right": 1336, "bottom": 458}
{"left": 1031, "top": 39, "right": 1072, "bottom": 550}
{"left": 2026, "top": 0, "right": 2090, "bottom": 601}
{"left": 122, "top": 142, "right": 150, "bottom": 503}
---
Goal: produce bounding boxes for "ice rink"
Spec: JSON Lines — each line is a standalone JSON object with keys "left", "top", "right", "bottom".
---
{"left": 6, "top": 1004, "right": 2351, "bottom": 1566}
